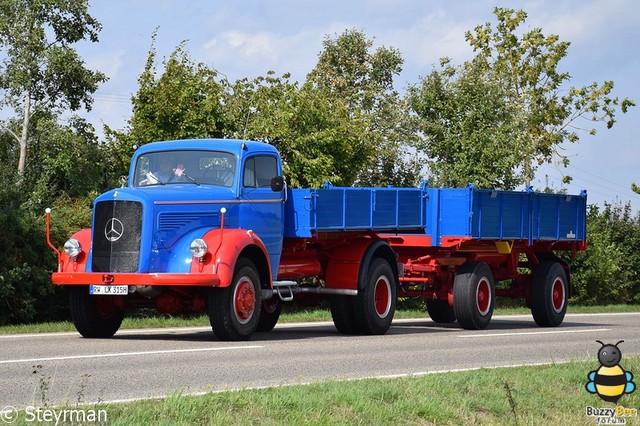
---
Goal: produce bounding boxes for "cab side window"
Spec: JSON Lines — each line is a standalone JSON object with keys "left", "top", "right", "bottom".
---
{"left": 243, "top": 156, "right": 277, "bottom": 188}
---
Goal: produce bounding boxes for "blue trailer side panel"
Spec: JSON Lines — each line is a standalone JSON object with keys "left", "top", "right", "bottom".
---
{"left": 532, "top": 191, "right": 587, "bottom": 241}
{"left": 284, "top": 184, "right": 587, "bottom": 245}
{"left": 284, "top": 187, "right": 426, "bottom": 237}
{"left": 425, "top": 186, "right": 586, "bottom": 245}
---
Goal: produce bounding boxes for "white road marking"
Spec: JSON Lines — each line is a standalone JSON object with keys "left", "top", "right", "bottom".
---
{"left": 0, "top": 345, "right": 263, "bottom": 365}
{"left": 458, "top": 328, "right": 611, "bottom": 338}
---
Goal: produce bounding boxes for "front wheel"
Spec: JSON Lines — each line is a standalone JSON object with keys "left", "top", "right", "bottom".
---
{"left": 453, "top": 262, "right": 494, "bottom": 330}
{"left": 209, "top": 258, "right": 262, "bottom": 341}
{"left": 531, "top": 261, "right": 568, "bottom": 327}
{"left": 69, "top": 286, "right": 124, "bottom": 338}
{"left": 354, "top": 258, "right": 397, "bottom": 335}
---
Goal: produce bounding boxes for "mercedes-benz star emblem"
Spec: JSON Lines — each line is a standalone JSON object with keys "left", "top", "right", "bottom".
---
{"left": 104, "top": 218, "right": 124, "bottom": 242}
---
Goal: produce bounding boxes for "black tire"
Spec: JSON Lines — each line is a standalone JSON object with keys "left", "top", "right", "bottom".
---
{"left": 426, "top": 299, "right": 456, "bottom": 324}
{"left": 453, "top": 262, "right": 495, "bottom": 330}
{"left": 531, "top": 261, "right": 568, "bottom": 327}
{"left": 256, "top": 296, "right": 282, "bottom": 332}
{"left": 209, "top": 258, "right": 262, "bottom": 341}
{"left": 69, "top": 286, "right": 124, "bottom": 338}
{"left": 354, "top": 258, "right": 397, "bottom": 335}
{"left": 329, "top": 295, "right": 360, "bottom": 334}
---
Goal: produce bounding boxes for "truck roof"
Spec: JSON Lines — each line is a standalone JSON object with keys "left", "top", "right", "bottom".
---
{"left": 133, "top": 138, "right": 279, "bottom": 157}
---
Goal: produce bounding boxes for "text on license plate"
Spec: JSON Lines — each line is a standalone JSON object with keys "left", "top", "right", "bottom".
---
{"left": 89, "top": 285, "right": 128, "bottom": 295}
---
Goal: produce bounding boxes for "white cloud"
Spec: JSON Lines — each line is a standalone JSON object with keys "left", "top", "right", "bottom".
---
{"left": 85, "top": 49, "right": 125, "bottom": 81}
{"left": 200, "top": 28, "right": 327, "bottom": 82}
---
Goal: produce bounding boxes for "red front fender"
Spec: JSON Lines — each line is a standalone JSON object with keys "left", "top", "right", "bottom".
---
{"left": 57, "top": 228, "right": 91, "bottom": 273}
{"left": 191, "top": 228, "right": 272, "bottom": 288}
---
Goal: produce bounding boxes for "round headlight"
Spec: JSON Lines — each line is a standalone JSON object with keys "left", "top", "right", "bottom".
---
{"left": 63, "top": 239, "right": 82, "bottom": 258}
{"left": 190, "top": 239, "right": 208, "bottom": 258}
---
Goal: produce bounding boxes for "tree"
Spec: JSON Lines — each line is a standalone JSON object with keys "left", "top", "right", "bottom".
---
{"left": 226, "top": 70, "right": 372, "bottom": 187}
{"left": 0, "top": 0, "right": 107, "bottom": 180}
{"left": 410, "top": 7, "right": 635, "bottom": 189}
{"left": 408, "top": 57, "right": 521, "bottom": 188}
{"left": 307, "top": 29, "right": 420, "bottom": 187}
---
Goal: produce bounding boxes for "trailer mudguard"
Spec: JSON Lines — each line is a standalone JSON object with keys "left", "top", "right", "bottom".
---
{"left": 324, "top": 238, "right": 396, "bottom": 290}
{"left": 191, "top": 228, "right": 272, "bottom": 288}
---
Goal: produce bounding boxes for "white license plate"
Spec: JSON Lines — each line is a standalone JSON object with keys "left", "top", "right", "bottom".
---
{"left": 89, "top": 285, "right": 129, "bottom": 295}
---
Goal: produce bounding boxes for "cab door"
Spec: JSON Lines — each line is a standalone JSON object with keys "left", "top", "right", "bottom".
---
{"left": 238, "top": 154, "right": 284, "bottom": 278}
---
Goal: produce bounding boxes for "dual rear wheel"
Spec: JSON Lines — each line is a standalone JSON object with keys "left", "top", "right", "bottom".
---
{"left": 428, "top": 260, "right": 568, "bottom": 330}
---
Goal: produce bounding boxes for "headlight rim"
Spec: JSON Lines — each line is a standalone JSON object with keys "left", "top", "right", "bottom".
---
{"left": 63, "top": 238, "right": 82, "bottom": 258}
{"left": 189, "top": 238, "right": 208, "bottom": 259}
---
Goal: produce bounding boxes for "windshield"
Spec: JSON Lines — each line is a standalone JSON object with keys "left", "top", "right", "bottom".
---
{"left": 134, "top": 150, "right": 237, "bottom": 187}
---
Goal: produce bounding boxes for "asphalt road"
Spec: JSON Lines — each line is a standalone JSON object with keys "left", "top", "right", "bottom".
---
{"left": 1, "top": 312, "right": 639, "bottom": 408}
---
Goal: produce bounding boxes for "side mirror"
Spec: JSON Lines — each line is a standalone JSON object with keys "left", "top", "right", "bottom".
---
{"left": 270, "top": 176, "right": 285, "bottom": 192}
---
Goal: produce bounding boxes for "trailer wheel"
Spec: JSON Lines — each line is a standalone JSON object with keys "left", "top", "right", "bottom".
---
{"left": 209, "top": 258, "right": 261, "bottom": 341}
{"left": 330, "top": 295, "right": 360, "bottom": 334}
{"left": 69, "top": 286, "right": 124, "bottom": 338}
{"left": 426, "top": 299, "right": 456, "bottom": 324}
{"left": 256, "top": 296, "right": 282, "bottom": 332}
{"left": 354, "top": 258, "right": 397, "bottom": 335}
{"left": 453, "top": 262, "right": 494, "bottom": 330}
{"left": 531, "top": 261, "right": 568, "bottom": 327}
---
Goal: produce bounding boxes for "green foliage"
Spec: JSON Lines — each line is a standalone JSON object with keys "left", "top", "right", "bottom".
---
{"left": 568, "top": 203, "right": 640, "bottom": 304}
{"left": 0, "top": 117, "right": 102, "bottom": 326}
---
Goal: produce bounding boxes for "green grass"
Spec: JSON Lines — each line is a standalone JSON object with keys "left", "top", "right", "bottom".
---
{"left": 1, "top": 304, "right": 639, "bottom": 335}
{"left": 39, "top": 357, "right": 640, "bottom": 425}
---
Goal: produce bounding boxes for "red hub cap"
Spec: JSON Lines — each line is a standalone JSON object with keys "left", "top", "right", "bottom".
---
{"left": 234, "top": 278, "right": 256, "bottom": 324}
{"left": 374, "top": 276, "right": 392, "bottom": 318}
{"left": 551, "top": 278, "right": 565, "bottom": 313}
{"left": 476, "top": 278, "right": 491, "bottom": 316}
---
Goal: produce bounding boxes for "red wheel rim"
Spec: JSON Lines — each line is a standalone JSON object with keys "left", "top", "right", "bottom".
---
{"left": 374, "top": 276, "right": 392, "bottom": 318}
{"left": 551, "top": 277, "right": 565, "bottom": 313}
{"left": 476, "top": 277, "right": 491, "bottom": 316}
{"left": 234, "top": 278, "right": 256, "bottom": 324}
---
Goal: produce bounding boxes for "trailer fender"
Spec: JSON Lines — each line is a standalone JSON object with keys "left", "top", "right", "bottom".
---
{"left": 60, "top": 228, "right": 91, "bottom": 273}
{"left": 325, "top": 238, "right": 397, "bottom": 290}
{"left": 191, "top": 228, "right": 272, "bottom": 288}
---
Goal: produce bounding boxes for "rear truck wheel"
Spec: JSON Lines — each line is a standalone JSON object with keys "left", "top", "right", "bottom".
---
{"left": 531, "top": 261, "right": 568, "bottom": 327}
{"left": 330, "top": 295, "right": 360, "bottom": 334}
{"left": 256, "top": 296, "right": 282, "bottom": 332}
{"left": 426, "top": 299, "right": 456, "bottom": 324}
{"left": 453, "top": 261, "right": 495, "bottom": 330}
{"left": 69, "top": 286, "right": 124, "bottom": 338}
{"left": 354, "top": 258, "right": 397, "bottom": 335}
{"left": 209, "top": 258, "right": 262, "bottom": 341}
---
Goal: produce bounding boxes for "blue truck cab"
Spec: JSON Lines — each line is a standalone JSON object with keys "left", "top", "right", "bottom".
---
{"left": 87, "top": 139, "right": 286, "bottom": 278}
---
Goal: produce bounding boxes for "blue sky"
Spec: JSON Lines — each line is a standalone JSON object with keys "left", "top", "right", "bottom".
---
{"left": 77, "top": 0, "right": 640, "bottom": 211}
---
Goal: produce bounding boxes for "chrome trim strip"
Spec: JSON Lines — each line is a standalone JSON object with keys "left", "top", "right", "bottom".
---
{"left": 154, "top": 199, "right": 284, "bottom": 205}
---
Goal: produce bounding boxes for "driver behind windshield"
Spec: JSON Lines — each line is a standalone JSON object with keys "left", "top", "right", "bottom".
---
{"left": 147, "top": 157, "right": 187, "bottom": 184}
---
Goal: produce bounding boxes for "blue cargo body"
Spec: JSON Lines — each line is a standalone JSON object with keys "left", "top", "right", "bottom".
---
{"left": 284, "top": 184, "right": 586, "bottom": 246}
{"left": 427, "top": 186, "right": 587, "bottom": 246}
